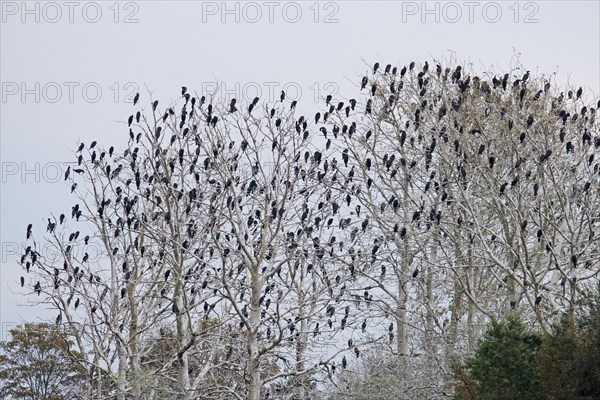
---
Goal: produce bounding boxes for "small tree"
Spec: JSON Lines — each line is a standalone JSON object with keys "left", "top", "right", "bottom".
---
{"left": 536, "top": 315, "right": 578, "bottom": 399}
{"left": 575, "top": 281, "right": 600, "bottom": 398}
{"left": 457, "top": 313, "right": 543, "bottom": 400}
{"left": 0, "top": 323, "right": 87, "bottom": 400}
{"left": 538, "top": 281, "right": 600, "bottom": 400}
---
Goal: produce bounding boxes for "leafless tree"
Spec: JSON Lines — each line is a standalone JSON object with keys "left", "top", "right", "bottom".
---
{"left": 17, "top": 58, "right": 599, "bottom": 399}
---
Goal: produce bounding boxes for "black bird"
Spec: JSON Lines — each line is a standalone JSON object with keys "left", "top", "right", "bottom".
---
{"left": 133, "top": 92, "right": 139, "bottom": 105}
{"left": 181, "top": 86, "right": 187, "bottom": 96}
{"left": 77, "top": 143, "right": 84, "bottom": 152}
{"left": 361, "top": 76, "right": 368, "bottom": 90}
{"left": 64, "top": 166, "right": 70, "bottom": 181}
{"left": 229, "top": 98, "right": 237, "bottom": 113}
{"left": 361, "top": 218, "right": 369, "bottom": 232}
{"left": 290, "top": 100, "right": 297, "bottom": 109}
{"left": 452, "top": 65, "right": 461, "bottom": 82}
{"left": 412, "top": 269, "right": 419, "bottom": 278}
{"left": 26, "top": 224, "right": 32, "bottom": 239}
{"left": 315, "top": 112, "right": 321, "bottom": 124}
{"left": 411, "top": 211, "right": 420, "bottom": 222}
{"left": 20, "top": 276, "right": 24, "bottom": 287}
{"left": 526, "top": 114, "right": 534, "bottom": 128}
{"left": 373, "top": 62, "right": 379, "bottom": 73}
{"left": 280, "top": 90, "right": 285, "bottom": 102}
{"left": 90, "top": 141, "right": 97, "bottom": 149}
{"left": 164, "top": 270, "right": 171, "bottom": 281}
{"left": 326, "top": 94, "right": 332, "bottom": 105}
{"left": 521, "top": 220, "right": 528, "bottom": 230}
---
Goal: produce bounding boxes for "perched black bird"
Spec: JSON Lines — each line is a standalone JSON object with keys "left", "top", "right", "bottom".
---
{"left": 361, "top": 76, "right": 368, "bottom": 90}
{"left": 373, "top": 62, "right": 379, "bottom": 73}
{"left": 133, "top": 92, "right": 139, "bottom": 105}
{"left": 526, "top": 114, "right": 534, "bottom": 128}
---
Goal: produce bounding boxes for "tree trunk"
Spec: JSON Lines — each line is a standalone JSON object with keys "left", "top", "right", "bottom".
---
{"left": 247, "top": 264, "right": 262, "bottom": 400}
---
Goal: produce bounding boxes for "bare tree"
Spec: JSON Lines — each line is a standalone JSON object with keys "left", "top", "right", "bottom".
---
{"left": 17, "top": 58, "right": 599, "bottom": 399}
{"left": 319, "top": 58, "right": 599, "bottom": 397}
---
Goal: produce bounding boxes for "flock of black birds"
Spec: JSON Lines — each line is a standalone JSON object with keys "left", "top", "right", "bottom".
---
{"left": 17, "top": 60, "right": 599, "bottom": 381}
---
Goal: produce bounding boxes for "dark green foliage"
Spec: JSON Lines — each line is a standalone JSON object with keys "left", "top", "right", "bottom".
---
{"left": 537, "top": 315, "right": 578, "bottom": 399}
{"left": 575, "top": 282, "right": 600, "bottom": 398}
{"left": 465, "top": 313, "right": 543, "bottom": 400}
{"left": 455, "top": 282, "right": 600, "bottom": 400}
{"left": 538, "top": 283, "right": 600, "bottom": 399}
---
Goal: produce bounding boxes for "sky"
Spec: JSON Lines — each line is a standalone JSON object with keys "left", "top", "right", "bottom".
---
{"left": 1, "top": 0, "right": 599, "bottom": 340}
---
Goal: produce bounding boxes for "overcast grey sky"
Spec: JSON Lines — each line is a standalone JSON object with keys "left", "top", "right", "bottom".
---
{"left": 1, "top": 0, "right": 599, "bottom": 339}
